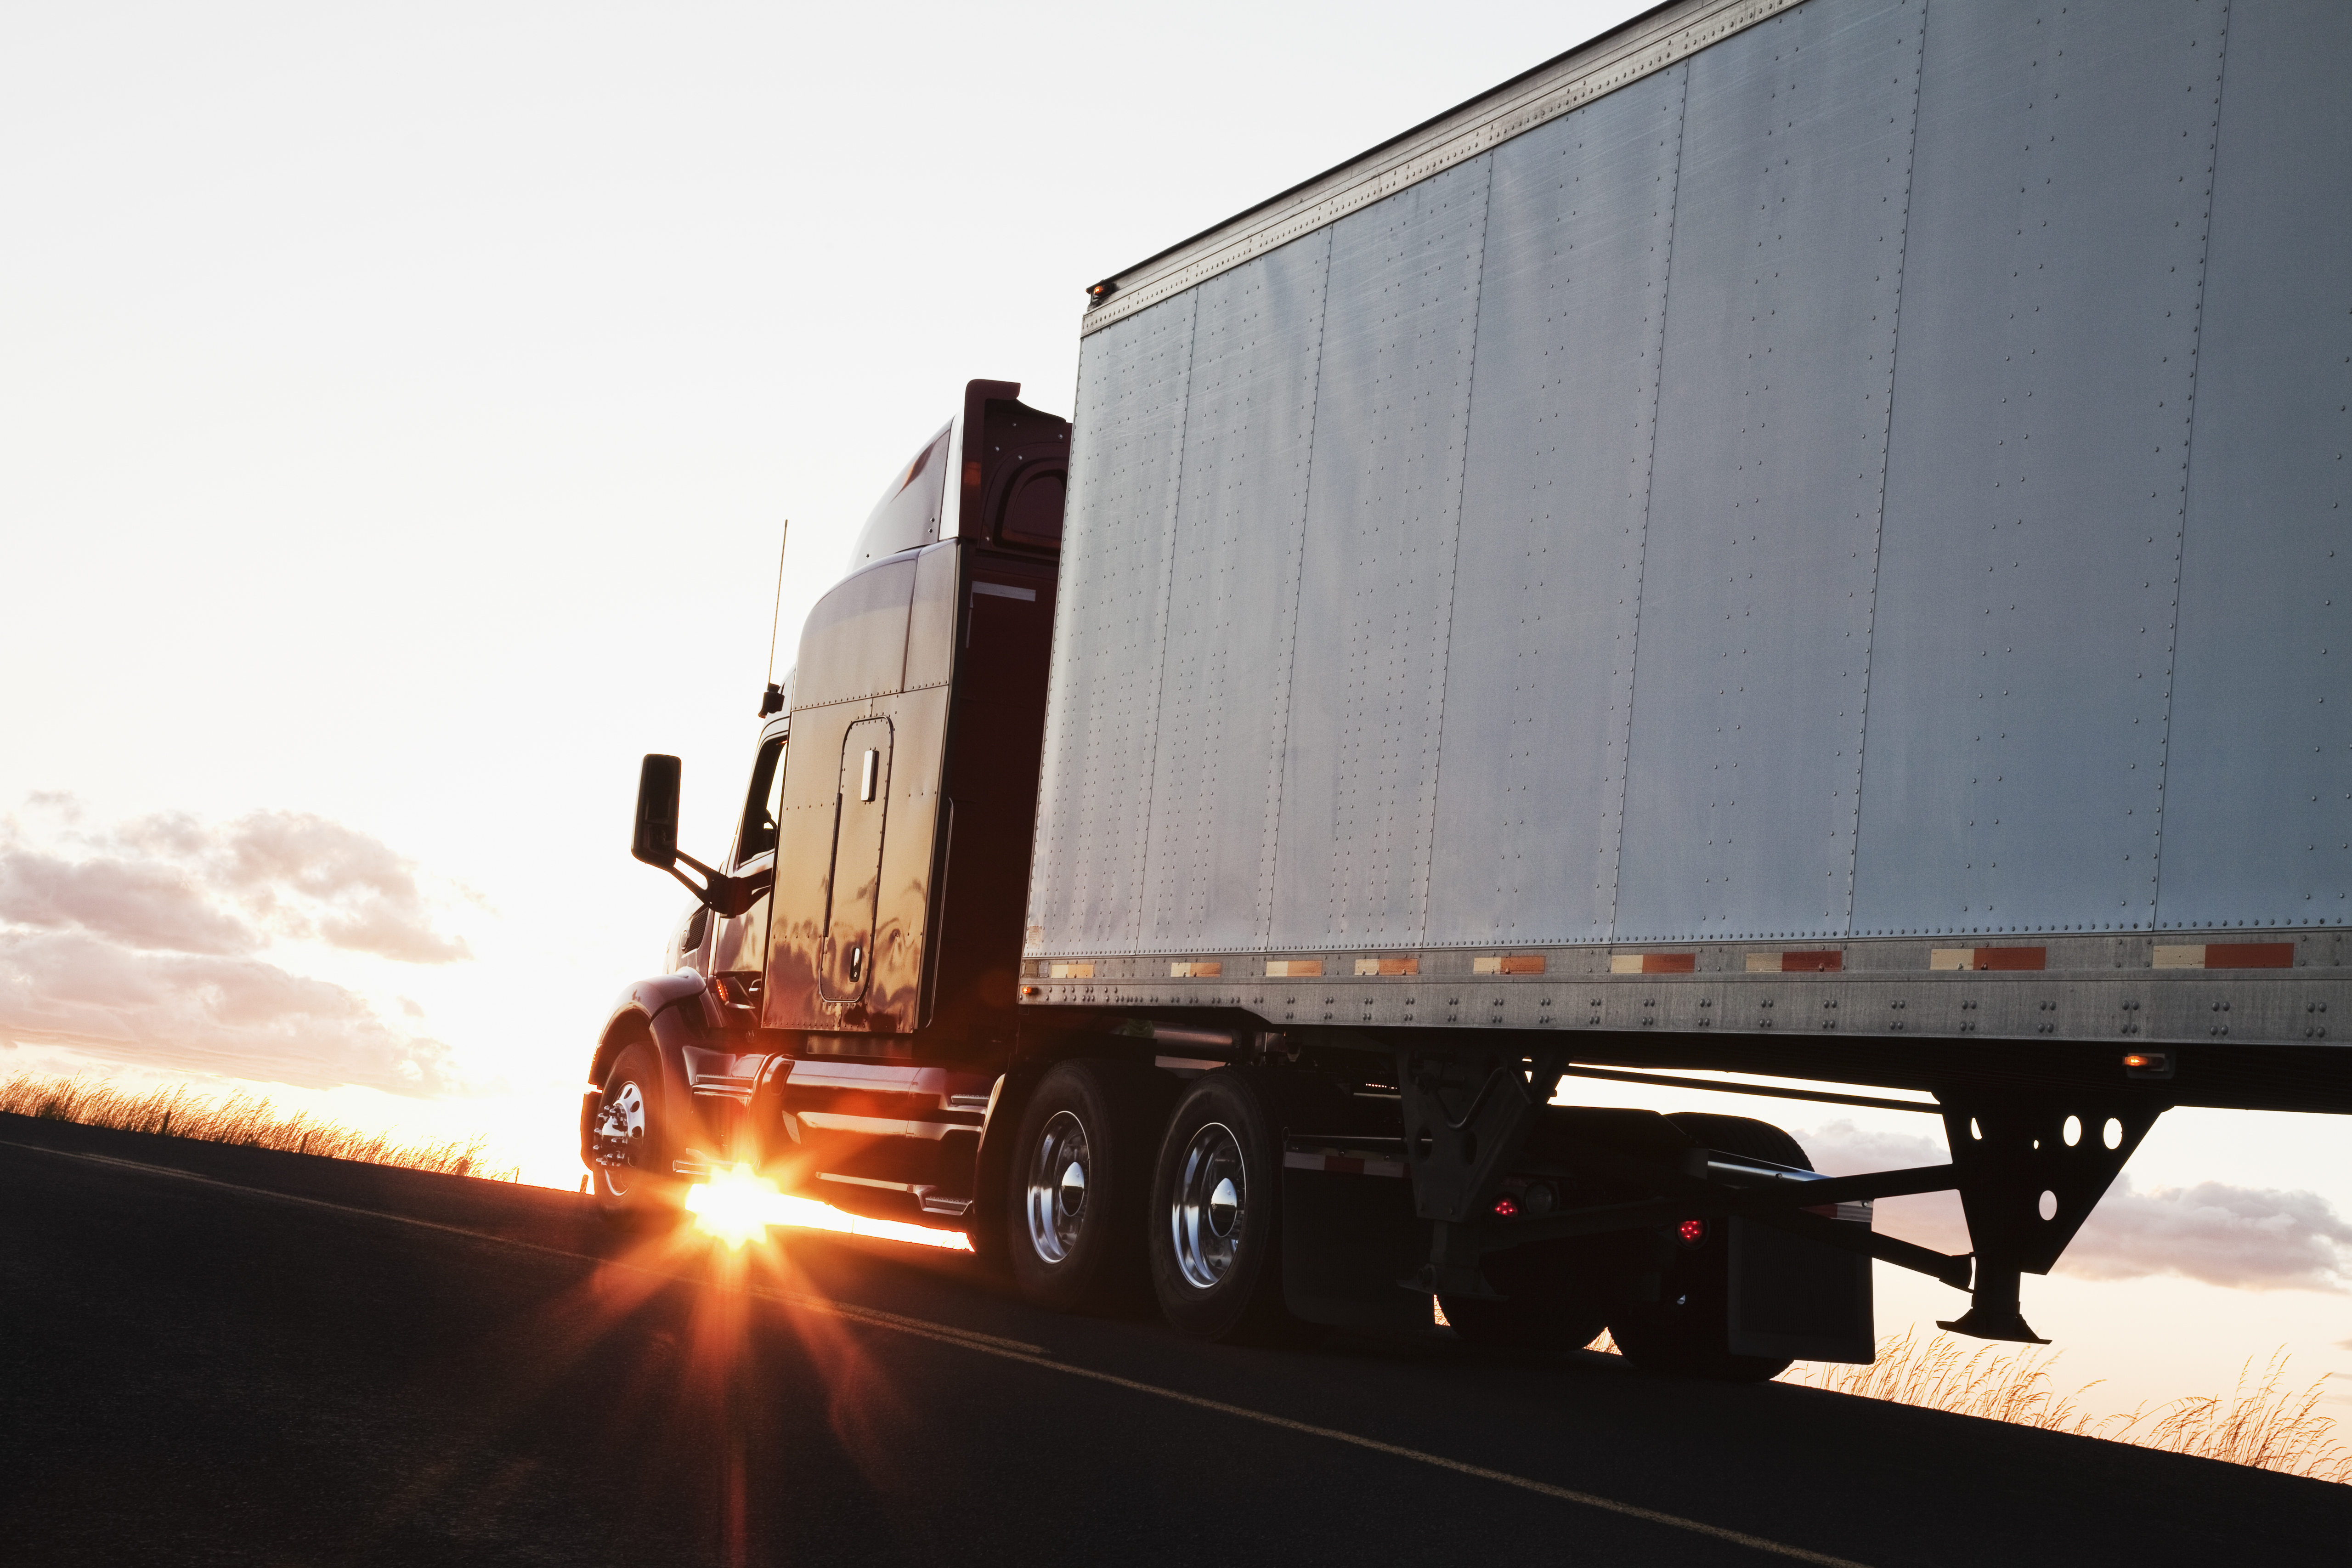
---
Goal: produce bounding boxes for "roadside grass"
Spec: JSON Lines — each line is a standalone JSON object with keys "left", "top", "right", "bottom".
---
{"left": 0, "top": 1070, "right": 518, "bottom": 1182}
{"left": 1775, "top": 1327, "right": 2352, "bottom": 1484}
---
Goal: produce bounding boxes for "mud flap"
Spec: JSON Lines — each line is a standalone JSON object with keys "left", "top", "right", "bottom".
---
{"left": 1280, "top": 1145, "right": 1432, "bottom": 1330}
{"left": 1726, "top": 1215, "right": 1875, "bottom": 1364}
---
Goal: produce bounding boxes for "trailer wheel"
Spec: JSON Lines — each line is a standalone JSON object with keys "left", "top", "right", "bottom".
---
{"left": 1148, "top": 1069, "right": 1293, "bottom": 1342}
{"left": 1606, "top": 1113, "right": 1811, "bottom": 1382}
{"left": 1005, "top": 1060, "right": 1164, "bottom": 1313}
{"left": 592, "top": 1042, "right": 678, "bottom": 1225}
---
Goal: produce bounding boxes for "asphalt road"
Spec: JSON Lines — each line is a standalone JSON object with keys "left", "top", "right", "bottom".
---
{"left": 2, "top": 1113, "right": 2343, "bottom": 1567}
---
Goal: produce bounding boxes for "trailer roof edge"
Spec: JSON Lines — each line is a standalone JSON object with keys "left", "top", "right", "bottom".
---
{"left": 1078, "top": 0, "right": 1805, "bottom": 337}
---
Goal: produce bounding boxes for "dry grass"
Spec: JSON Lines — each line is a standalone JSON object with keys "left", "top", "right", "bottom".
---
{"left": 1781, "top": 1327, "right": 2352, "bottom": 1484}
{"left": 1781, "top": 1326, "right": 2105, "bottom": 1432}
{"left": 2101, "top": 1348, "right": 2352, "bottom": 1482}
{"left": 0, "top": 1070, "right": 517, "bottom": 1182}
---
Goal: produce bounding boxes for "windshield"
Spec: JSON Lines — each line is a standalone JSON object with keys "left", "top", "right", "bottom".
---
{"left": 735, "top": 736, "right": 786, "bottom": 866}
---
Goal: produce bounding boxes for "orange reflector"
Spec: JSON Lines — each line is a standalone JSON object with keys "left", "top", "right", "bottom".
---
{"left": 1610, "top": 952, "right": 1695, "bottom": 974}
{"left": 1931, "top": 946, "right": 2048, "bottom": 972}
{"left": 2206, "top": 941, "right": 2294, "bottom": 968}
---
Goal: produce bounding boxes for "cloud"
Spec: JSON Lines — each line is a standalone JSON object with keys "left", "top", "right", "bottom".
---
{"left": 121, "top": 808, "right": 472, "bottom": 962}
{"left": 1793, "top": 1120, "right": 1948, "bottom": 1177}
{"left": 0, "top": 928, "right": 464, "bottom": 1094}
{"left": 0, "top": 845, "right": 260, "bottom": 954}
{"left": 2063, "top": 1181, "right": 2352, "bottom": 1292}
{"left": 0, "top": 799, "right": 475, "bottom": 1094}
{"left": 4, "top": 803, "right": 469, "bottom": 964}
{"left": 1797, "top": 1119, "right": 2352, "bottom": 1294}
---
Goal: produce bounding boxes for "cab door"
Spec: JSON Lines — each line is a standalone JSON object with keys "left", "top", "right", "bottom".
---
{"left": 819, "top": 718, "right": 891, "bottom": 1004}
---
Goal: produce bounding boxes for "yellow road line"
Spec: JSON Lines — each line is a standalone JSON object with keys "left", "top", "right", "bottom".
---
{"left": 9, "top": 1138, "right": 1876, "bottom": 1568}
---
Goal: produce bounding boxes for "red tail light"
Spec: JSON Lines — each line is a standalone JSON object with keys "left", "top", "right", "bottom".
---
{"left": 1676, "top": 1218, "right": 1707, "bottom": 1246}
{"left": 1491, "top": 1194, "right": 1520, "bottom": 1218}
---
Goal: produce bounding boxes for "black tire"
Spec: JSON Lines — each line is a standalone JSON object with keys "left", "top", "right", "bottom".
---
{"left": 1004, "top": 1060, "right": 1168, "bottom": 1313}
{"left": 1148, "top": 1068, "right": 1295, "bottom": 1343}
{"left": 1607, "top": 1113, "right": 1812, "bottom": 1382}
{"left": 592, "top": 1042, "right": 680, "bottom": 1226}
{"left": 1441, "top": 1292, "right": 1607, "bottom": 1352}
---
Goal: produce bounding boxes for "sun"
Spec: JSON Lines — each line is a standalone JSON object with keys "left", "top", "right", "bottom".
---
{"left": 684, "top": 1162, "right": 784, "bottom": 1249}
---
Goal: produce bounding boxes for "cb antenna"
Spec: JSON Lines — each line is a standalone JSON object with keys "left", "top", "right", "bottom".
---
{"left": 760, "top": 520, "right": 789, "bottom": 716}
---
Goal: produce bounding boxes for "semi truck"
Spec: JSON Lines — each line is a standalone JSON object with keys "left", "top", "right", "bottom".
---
{"left": 585, "top": 0, "right": 2352, "bottom": 1379}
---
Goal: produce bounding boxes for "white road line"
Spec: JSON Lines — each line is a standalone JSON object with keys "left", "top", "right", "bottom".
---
{"left": 10, "top": 1138, "right": 1877, "bottom": 1568}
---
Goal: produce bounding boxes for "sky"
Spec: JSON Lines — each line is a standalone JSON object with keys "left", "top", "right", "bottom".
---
{"left": 2, "top": 0, "right": 2346, "bottom": 1430}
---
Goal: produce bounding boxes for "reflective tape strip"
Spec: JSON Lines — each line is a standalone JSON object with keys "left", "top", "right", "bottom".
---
{"left": 1930, "top": 948, "right": 2045, "bottom": 972}
{"left": 1049, "top": 962, "right": 1094, "bottom": 979}
{"left": 1746, "top": 951, "right": 1843, "bottom": 974}
{"left": 1169, "top": 961, "right": 1224, "bottom": 978}
{"left": 1266, "top": 959, "right": 1324, "bottom": 978}
{"left": 1475, "top": 954, "right": 1548, "bottom": 975}
{"left": 2155, "top": 942, "right": 2294, "bottom": 969}
{"left": 1610, "top": 953, "right": 1694, "bottom": 974}
{"left": 1355, "top": 957, "right": 1419, "bottom": 976}
{"left": 1283, "top": 1150, "right": 1408, "bottom": 1179}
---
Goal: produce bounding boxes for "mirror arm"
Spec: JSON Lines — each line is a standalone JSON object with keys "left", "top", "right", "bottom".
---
{"left": 664, "top": 851, "right": 773, "bottom": 919}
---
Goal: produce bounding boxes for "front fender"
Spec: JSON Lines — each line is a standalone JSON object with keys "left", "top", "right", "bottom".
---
{"left": 581, "top": 974, "right": 720, "bottom": 1166}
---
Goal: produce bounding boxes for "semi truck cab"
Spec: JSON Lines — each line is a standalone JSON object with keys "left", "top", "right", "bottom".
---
{"left": 586, "top": 379, "right": 1065, "bottom": 1233}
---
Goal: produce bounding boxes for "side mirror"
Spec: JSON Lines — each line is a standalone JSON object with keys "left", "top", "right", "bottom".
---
{"left": 632, "top": 754, "right": 681, "bottom": 867}
{"left": 629, "top": 752, "right": 773, "bottom": 918}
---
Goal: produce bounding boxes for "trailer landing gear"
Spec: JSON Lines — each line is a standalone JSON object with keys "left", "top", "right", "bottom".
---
{"left": 1935, "top": 1098, "right": 2164, "bottom": 1344}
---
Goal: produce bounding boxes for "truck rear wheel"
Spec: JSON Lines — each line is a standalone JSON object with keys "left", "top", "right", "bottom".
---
{"left": 1148, "top": 1069, "right": 1294, "bottom": 1342}
{"left": 592, "top": 1042, "right": 678, "bottom": 1225}
{"left": 1004, "top": 1060, "right": 1165, "bottom": 1313}
{"left": 1606, "top": 1113, "right": 1811, "bottom": 1382}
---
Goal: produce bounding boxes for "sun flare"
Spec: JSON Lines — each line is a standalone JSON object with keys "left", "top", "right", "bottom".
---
{"left": 684, "top": 1163, "right": 786, "bottom": 1248}
{"left": 684, "top": 1163, "right": 974, "bottom": 1253}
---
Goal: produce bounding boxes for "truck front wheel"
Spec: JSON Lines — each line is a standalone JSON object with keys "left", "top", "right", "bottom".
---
{"left": 592, "top": 1042, "right": 678, "bottom": 1225}
{"left": 1004, "top": 1060, "right": 1164, "bottom": 1313}
{"left": 1148, "top": 1069, "right": 1294, "bottom": 1342}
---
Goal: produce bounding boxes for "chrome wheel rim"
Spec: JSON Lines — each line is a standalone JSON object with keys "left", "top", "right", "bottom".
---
{"left": 594, "top": 1078, "right": 649, "bottom": 1193}
{"left": 1024, "top": 1110, "right": 1092, "bottom": 1264}
{"left": 1170, "top": 1121, "right": 1245, "bottom": 1290}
